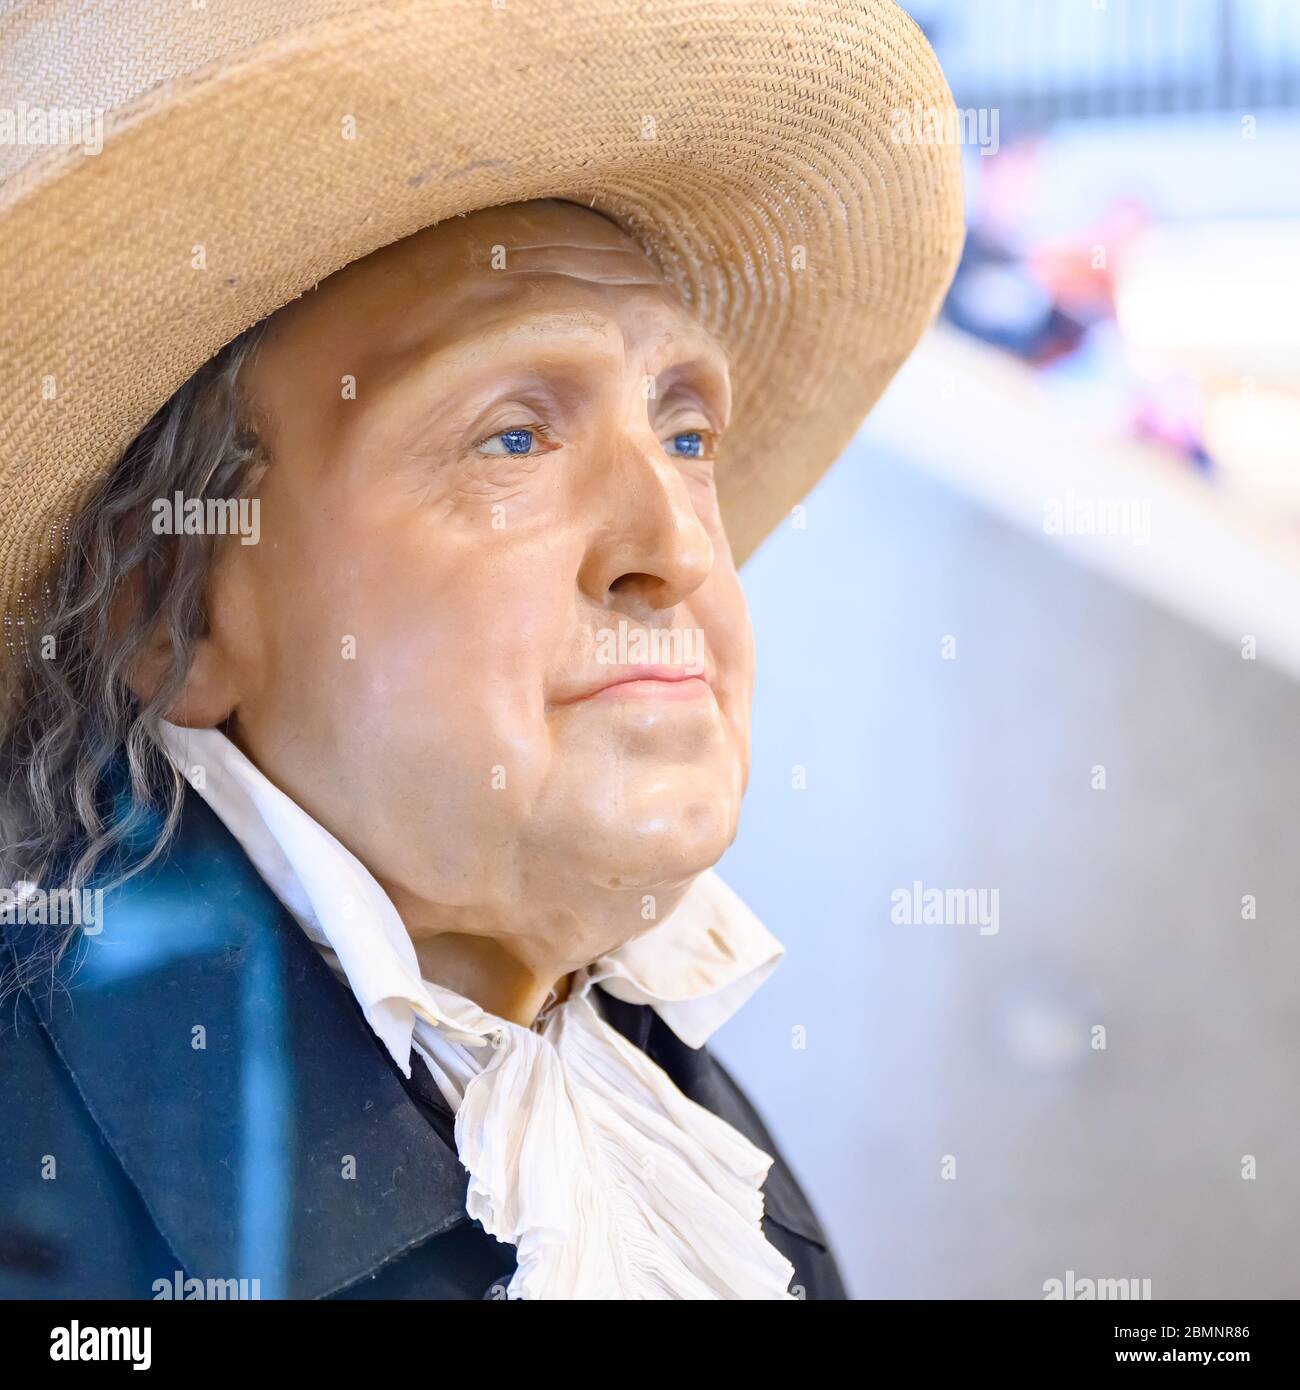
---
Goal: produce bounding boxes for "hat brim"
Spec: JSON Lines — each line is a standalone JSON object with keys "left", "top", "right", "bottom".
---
{"left": 0, "top": 0, "right": 963, "bottom": 620}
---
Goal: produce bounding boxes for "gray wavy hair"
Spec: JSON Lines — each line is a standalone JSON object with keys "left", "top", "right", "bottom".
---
{"left": 0, "top": 320, "right": 269, "bottom": 995}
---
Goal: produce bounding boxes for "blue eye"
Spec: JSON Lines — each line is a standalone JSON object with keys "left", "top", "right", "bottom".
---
{"left": 668, "top": 431, "right": 704, "bottom": 458}
{"left": 478, "top": 428, "right": 535, "bottom": 456}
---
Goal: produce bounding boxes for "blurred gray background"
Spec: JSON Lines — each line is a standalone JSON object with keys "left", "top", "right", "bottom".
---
{"left": 714, "top": 437, "right": 1300, "bottom": 1299}
{"left": 706, "top": 0, "right": 1300, "bottom": 1301}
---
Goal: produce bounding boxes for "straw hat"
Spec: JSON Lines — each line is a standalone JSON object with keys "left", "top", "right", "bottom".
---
{"left": 0, "top": 0, "right": 963, "bottom": 682}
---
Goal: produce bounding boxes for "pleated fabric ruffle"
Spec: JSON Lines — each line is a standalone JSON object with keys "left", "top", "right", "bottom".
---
{"left": 455, "top": 993, "right": 796, "bottom": 1300}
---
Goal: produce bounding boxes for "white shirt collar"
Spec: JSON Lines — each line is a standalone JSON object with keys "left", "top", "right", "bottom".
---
{"left": 156, "top": 721, "right": 784, "bottom": 1073}
{"left": 155, "top": 720, "right": 797, "bottom": 1300}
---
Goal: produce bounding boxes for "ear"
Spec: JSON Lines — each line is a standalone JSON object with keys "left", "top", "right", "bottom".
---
{"left": 116, "top": 573, "right": 242, "bottom": 729}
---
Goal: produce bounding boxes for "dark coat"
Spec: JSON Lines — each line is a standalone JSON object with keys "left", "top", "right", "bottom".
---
{"left": 0, "top": 787, "right": 846, "bottom": 1300}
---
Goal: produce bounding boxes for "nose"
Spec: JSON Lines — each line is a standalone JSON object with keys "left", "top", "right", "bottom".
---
{"left": 578, "top": 432, "right": 714, "bottom": 612}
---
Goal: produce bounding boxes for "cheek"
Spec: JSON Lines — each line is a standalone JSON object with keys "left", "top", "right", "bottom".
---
{"left": 702, "top": 571, "right": 755, "bottom": 721}
{"left": 225, "top": 519, "right": 584, "bottom": 897}
{"left": 331, "top": 532, "right": 573, "bottom": 788}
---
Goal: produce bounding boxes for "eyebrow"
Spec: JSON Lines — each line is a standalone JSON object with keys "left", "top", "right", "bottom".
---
{"left": 399, "top": 306, "right": 729, "bottom": 387}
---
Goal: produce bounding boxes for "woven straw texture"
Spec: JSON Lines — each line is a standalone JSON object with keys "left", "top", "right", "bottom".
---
{"left": 0, "top": 0, "right": 963, "bottom": 711}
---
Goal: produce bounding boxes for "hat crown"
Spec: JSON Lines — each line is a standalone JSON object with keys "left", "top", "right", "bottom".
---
{"left": 1, "top": 0, "right": 381, "bottom": 185}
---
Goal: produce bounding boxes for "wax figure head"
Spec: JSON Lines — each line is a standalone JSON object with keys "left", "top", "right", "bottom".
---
{"left": 127, "top": 197, "right": 751, "bottom": 1021}
{"left": 0, "top": 0, "right": 965, "bottom": 1021}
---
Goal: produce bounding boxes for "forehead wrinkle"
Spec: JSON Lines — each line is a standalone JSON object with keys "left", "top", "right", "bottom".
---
{"left": 496, "top": 268, "right": 665, "bottom": 287}
{"left": 494, "top": 239, "right": 665, "bottom": 285}
{"left": 507, "top": 242, "right": 651, "bottom": 254}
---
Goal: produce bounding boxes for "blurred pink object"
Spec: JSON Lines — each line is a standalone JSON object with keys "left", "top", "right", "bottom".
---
{"left": 1131, "top": 370, "right": 1207, "bottom": 463}
{"left": 1030, "top": 199, "right": 1150, "bottom": 323}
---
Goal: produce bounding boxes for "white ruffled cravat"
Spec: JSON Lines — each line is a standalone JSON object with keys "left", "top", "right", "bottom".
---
{"left": 158, "top": 721, "right": 798, "bottom": 1300}
{"left": 457, "top": 993, "right": 794, "bottom": 1298}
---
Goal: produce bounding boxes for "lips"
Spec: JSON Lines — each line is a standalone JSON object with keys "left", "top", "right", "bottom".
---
{"left": 556, "top": 664, "right": 712, "bottom": 705}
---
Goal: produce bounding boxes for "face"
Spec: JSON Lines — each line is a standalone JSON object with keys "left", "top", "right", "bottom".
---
{"left": 170, "top": 199, "right": 755, "bottom": 977}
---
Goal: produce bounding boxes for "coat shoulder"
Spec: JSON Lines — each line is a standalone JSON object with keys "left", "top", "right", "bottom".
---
{"left": 0, "top": 984, "right": 177, "bottom": 1298}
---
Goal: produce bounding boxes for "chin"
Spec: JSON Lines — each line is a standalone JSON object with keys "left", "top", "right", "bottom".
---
{"left": 570, "top": 786, "right": 741, "bottom": 894}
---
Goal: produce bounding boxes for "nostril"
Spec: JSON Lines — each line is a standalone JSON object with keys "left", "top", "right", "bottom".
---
{"left": 608, "top": 572, "right": 662, "bottom": 599}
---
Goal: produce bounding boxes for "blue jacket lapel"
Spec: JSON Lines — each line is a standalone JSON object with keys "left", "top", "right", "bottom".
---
{"left": 16, "top": 786, "right": 468, "bottom": 1298}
